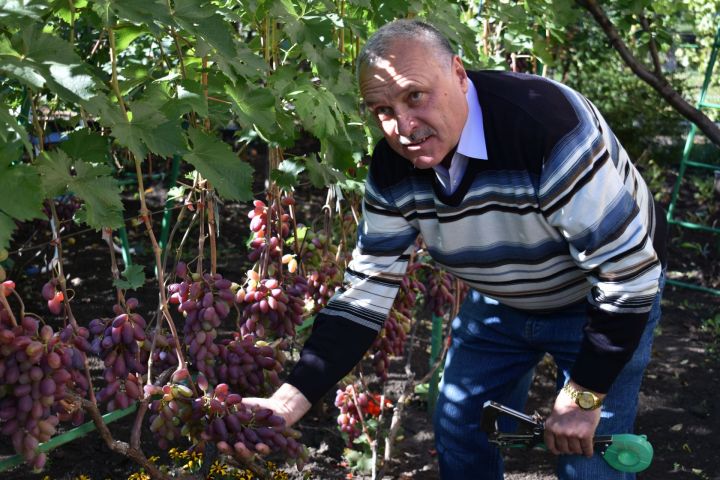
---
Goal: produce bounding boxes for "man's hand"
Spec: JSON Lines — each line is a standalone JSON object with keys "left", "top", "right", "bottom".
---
{"left": 543, "top": 382, "right": 604, "bottom": 457}
{"left": 241, "top": 383, "right": 312, "bottom": 428}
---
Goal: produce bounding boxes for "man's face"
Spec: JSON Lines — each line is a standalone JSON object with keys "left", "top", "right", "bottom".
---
{"left": 359, "top": 39, "right": 469, "bottom": 169}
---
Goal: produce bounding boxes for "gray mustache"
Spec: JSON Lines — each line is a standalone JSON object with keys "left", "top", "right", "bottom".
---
{"left": 398, "top": 127, "right": 435, "bottom": 145}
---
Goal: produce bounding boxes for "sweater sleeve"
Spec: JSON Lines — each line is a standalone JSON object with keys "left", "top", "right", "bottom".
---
{"left": 537, "top": 90, "right": 663, "bottom": 393}
{"left": 286, "top": 150, "right": 419, "bottom": 403}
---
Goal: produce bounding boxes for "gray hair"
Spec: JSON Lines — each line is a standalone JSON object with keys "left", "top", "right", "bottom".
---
{"left": 358, "top": 19, "right": 455, "bottom": 74}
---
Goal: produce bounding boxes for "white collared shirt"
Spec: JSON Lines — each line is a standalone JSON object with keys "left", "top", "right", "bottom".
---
{"left": 432, "top": 80, "right": 488, "bottom": 195}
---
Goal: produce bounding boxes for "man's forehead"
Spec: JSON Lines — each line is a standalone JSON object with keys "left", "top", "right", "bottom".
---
{"left": 360, "top": 60, "right": 424, "bottom": 102}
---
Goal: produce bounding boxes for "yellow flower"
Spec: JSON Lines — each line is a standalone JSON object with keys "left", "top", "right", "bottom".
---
{"left": 148, "top": 455, "right": 160, "bottom": 464}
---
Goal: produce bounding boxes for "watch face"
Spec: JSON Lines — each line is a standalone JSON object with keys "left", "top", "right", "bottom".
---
{"left": 577, "top": 392, "right": 596, "bottom": 409}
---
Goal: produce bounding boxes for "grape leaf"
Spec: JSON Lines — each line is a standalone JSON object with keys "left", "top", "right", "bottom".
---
{"left": 0, "top": 162, "right": 44, "bottom": 221}
{"left": 0, "top": 212, "right": 16, "bottom": 251}
{"left": 111, "top": 0, "right": 172, "bottom": 30}
{"left": 173, "top": 0, "right": 235, "bottom": 60}
{"left": 224, "top": 82, "right": 278, "bottom": 138}
{"left": 184, "top": 128, "right": 254, "bottom": 201}
{"left": 303, "top": 154, "right": 345, "bottom": 188}
{"left": 113, "top": 264, "right": 146, "bottom": 290}
{"left": 58, "top": 130, "right": 112, "bottom": 166}
{"left": 270, "top": 158, "right": 306, "bottom": 189}
{"left": 37, "top": 150, "right": 124, "bottom": 229}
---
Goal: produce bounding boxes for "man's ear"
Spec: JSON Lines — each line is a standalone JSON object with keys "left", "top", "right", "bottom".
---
{"left": 452, "top": 55, "right": 469, "bottom": 93}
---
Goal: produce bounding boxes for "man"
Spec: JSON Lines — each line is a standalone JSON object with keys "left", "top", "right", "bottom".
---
{"left": 245, "top": 19, "right": 666, "bottom": 479}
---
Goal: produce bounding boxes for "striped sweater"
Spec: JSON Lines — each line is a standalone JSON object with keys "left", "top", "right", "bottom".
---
{"left": 287, "top": 71, "right": 667, "bottom": 403}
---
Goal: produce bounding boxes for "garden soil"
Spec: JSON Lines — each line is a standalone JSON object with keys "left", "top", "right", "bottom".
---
{"left": 1, "top": 170, "right": 719, "bottom": 480}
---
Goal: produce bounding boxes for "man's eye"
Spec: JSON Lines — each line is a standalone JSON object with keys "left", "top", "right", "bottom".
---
{"left": 409, "top": 91, "right": 423, "bottom": 103}
{"left": 375, "top": 107, "right": 393, "bottom": 118}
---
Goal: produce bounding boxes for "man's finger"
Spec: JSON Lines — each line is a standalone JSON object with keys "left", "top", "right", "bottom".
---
{"left": 544, "top": 431, "right": 558, "bottom": 455}
{"left": 580, "top": 436, "right": 594, "bottom": 457}
{"left": 567, "top": 437, "right": 584, "bottom": 455}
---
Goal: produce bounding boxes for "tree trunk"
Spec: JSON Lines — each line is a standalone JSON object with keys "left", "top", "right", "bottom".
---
{"left": 576, "top": 0, "right": 720, "bottom": 148}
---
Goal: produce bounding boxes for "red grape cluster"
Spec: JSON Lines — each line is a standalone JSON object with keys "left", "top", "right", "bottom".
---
{"left": 148, "top": 373, "right": 307, "bottom": 467}
{"left": 216, "top": 336, "right": 285, "bottom": 397}
{"left": 235, "top": 271, "right": 305, "bottom": 338}
{"left": 168, "top": 263, "right": 235, "bottom": 381}
{"left": 425, "top": 267, "right": 461, "bottom": 318}
{"left": 42, "top": 195, "right": 82, "bottom": 224}
{"left": 0, "top": 281, "right": 87, "bottom": 470}
{"left": 143, "top": 330, "right": 179, "bottom": 376}
{"left": 334, "top": 384, "right": 390, "bottom": 446}
{"left": 369, "top": 261, "right": 425, "bottom": 380}
{"left": 246, "top": 198, "right": 292, "bottom": 264}
{"left": 88, "top": 297, "right": 147, "bottom": 411}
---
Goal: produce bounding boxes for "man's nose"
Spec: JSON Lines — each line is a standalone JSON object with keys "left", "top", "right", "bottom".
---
{"left": 395, "top": 111, "right": 415, "bottom": 137}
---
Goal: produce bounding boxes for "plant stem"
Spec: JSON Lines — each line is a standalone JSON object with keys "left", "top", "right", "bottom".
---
{"left": 102, "top": 228, "right": 127, "bottom": 308}
{"left": 49, "top": 202, "right": 98, "bottom": 405}
{"left": 108, "top": 26, "right": 188, "bottom": 373}
{"left": 0, "top": 294, "right": 18, "bottom": 327}
{"left": 207, "top": 190, "right": 218, "bottom": 276}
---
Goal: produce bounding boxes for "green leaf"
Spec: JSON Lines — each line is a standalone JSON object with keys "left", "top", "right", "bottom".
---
{"left": 304, "top": 155, "right": 344, "bottom": 188}
{"left": 292, "top": 87, "right": 341, "bottom": 139}
{"left": 0, "top": 108, "right": 33, "bottom": 159}
{"left": 0, "top": 0, "right": 49, "bottom": 21}
{"left": 0, "top": 212, "right": 16, "bottom": 251}
{"left": 224, "top": 81, "right": 277, "bottom": 137}
{"left": 184, "top": 128, "right": 254, "bottom": 202}
{"left": 175, "top": 80, "right": 208, "bottom": 117}
{"left": 58, "top": 130, "right": 112, "bottom": 166}
{"left": 0, "top": 162, "right": 44, "bottom": 221}
{"left": 270, "top": 159, "right": 306, "bottom": 189}
{"left": 173, "top": 0, "right": 235, "bottom": 60}
{"left": 113, "top": 264, "right": 146, "bottom": 290}
{"left": 115, "top": 25, "right": 147, "bottom": 52}
{"left": 18, "top": 27, "right": 101, "bottom": 102}
{"left": 37, "top": 150, "right": 124, "bottom": 229}
{"left": 112, "top": 0, "right": 172, "bottom": 29}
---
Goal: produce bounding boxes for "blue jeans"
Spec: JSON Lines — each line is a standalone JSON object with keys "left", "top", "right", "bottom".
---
{"left": 434, "top": 277, "right": 664, "bottom": 480}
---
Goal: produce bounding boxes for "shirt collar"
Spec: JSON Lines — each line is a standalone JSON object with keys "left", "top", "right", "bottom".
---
{"left": 456, "top": 79, "right": 488, "bottom": 160}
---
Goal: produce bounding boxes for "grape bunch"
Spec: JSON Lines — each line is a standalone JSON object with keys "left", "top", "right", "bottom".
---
{"left": 148, "top": 374, "right": 307, "bottom": 467}
{"left": 148, "top": 378, "right": 197, "bottom": 449}
{"left": 168, "top": 263, "right": 235, "bottom": 381}
{"left": 42, "top": 195, "right": 82, "bottom": 224}
{"left": 235, "top": 271, "right": 305, "bottom": 338}
{"left": 142, "top": 330, "right": 179, "bottom": 377}
{"left": 334, "top": 384, "right": 390, "bottom": 446}
{"left": 369, "top": 261, "right": 424, "bottom": 380}
{"left": 246, "top": 198, "right": 292, "bottom": 264}
{"left": 216, "top": 336, "right": 285, "bottom": 397}
{"left": 425, "top": 267, "right": 460, "bottom": 318}
{"left": 199, "top": 383, "right": 307, "bottom": 467}
{"left": 88, "top": 297, "right": 147, "bottom": 411}
{"left": 304, "top": 265, "right": 341, "bottom": 312}
{"left": 0, "top": 281, "right": 88, "bottom": 470}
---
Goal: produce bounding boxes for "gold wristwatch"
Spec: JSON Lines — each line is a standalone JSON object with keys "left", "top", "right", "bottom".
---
{"left": 561, "top": 383, "right": 602, "bottom": 410}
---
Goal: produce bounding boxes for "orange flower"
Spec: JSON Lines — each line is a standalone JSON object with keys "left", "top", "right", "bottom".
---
{"left": 366, "top": 394, "right": 392, "bottom": 417}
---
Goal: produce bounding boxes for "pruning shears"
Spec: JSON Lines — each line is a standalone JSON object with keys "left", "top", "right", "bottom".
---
{"left": 480, "top": 400, "right": 654, "bottom": 473}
